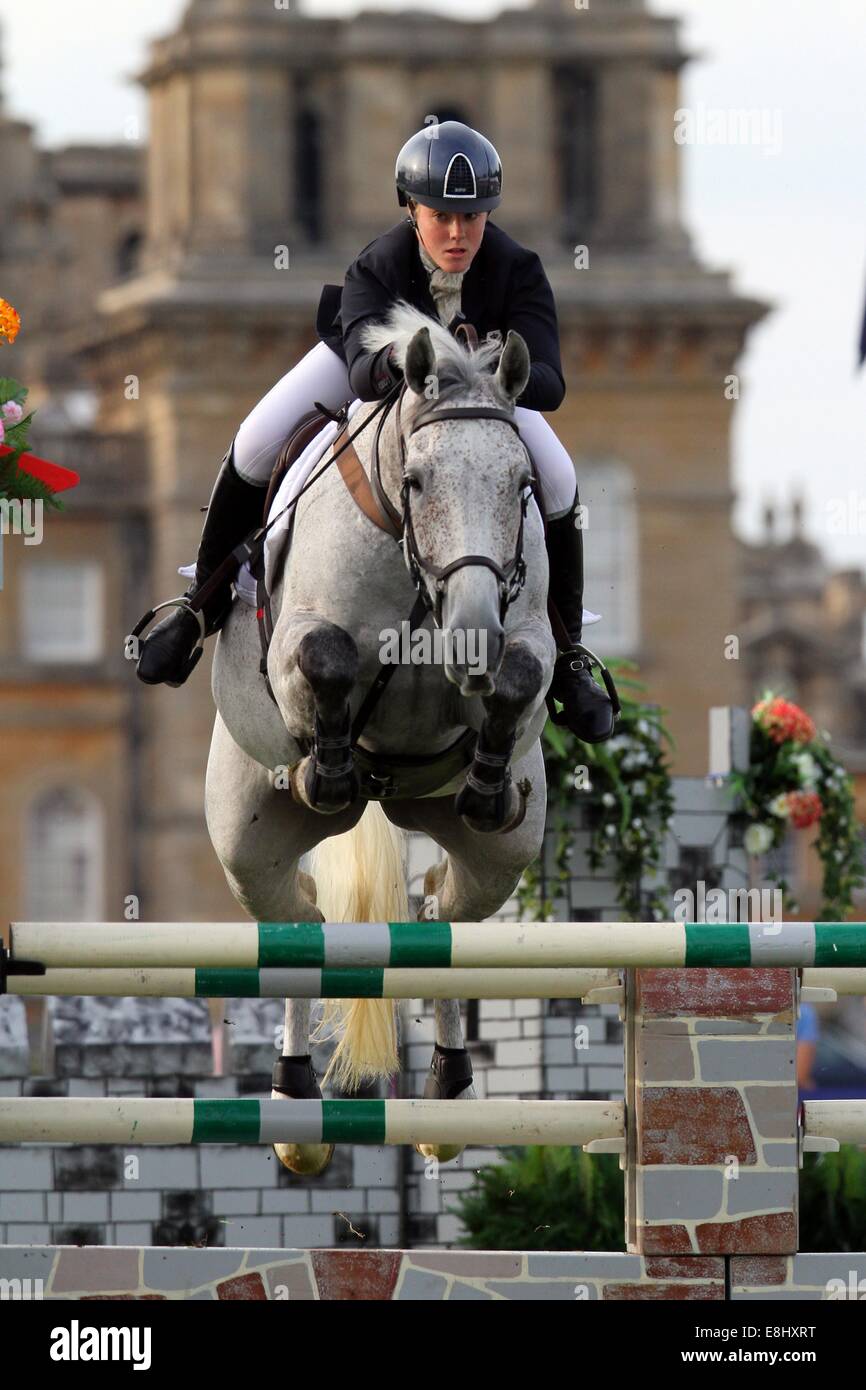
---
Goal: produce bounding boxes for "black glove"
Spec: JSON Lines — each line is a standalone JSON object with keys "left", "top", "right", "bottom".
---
{"left": 371, "top": 343, "right": 402, "bottom": 395}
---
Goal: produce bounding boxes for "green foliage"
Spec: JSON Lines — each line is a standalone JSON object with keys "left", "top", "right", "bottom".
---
{"left": 0, "top": 377, "right": 27, "bottom": 406}
{"left": 451, "top": 1145, "right": 625, "bottom": 1251}
{"left": 518, "top": 659, "right": 676, "bottom": 921}
{"left": 450, "top": 1144, "right": 866, "bottom": 1254}
{"left": 799, "top": 1148, "right": 866, "bottom": 1252}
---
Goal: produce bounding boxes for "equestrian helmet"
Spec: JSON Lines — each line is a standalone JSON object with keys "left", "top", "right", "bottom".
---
{"left": 395, "top": 121, "right": 502, "bottom": 213}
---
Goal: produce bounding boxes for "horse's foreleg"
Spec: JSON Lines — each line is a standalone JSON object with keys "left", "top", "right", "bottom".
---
{"left": 455, "top": 638, "right": 544, "bottom": 833}
{"left": 290, "top": 621, "right": 360, "bottom": 813}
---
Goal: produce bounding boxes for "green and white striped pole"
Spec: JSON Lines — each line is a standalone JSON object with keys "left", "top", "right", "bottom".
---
{"left": 0, "top": 1097, "right": 625, "bottom": 1148}
{"left": 5, "top": 966, "right": 617, "bottom": 1000}
{"left": 10, "top": 920, "right": 866, "bottom": 970}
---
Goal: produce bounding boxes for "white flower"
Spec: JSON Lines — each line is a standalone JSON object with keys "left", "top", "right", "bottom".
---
{"left": 631, "top": 781, "right": 647, "bottom": 797}
{"left": 601, "top": 792, "right": 617, "bottom": 807}
{"left": 744, "top": 822, "right": 774, "bottom": 855}
{"left": 632, "top": 817, "right": 643, "bottom": 829}
{"left": 768, "top": 793, "right": 791, "bottom": 818}
{"left": 604, "top": 824, "right": 617, "bottom": 838}
{"left": 793, "top": 752, "right": 820, "bottom": 788}
{"left": 637, "top": 720, "right": 650, "bottom": 735}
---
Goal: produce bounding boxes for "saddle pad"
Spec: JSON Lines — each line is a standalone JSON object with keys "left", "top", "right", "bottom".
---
{"left": 223, "top": 399, "right": 365, "bottom": 607}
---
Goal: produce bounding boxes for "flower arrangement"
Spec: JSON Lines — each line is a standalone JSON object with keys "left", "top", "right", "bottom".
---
{"left": 0, "top": 299, "right": 78, "bottom": 507}
{"left": 728, "top": 693, "right": 865, "bottom": 919}
{"left": 0, "top": 298, "right": 21, "bottom": 345}
{"left": 518, "top": 661, "right": 676, "bottom": 921}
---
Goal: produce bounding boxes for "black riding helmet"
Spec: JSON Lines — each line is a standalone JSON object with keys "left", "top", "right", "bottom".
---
{"left": 395, "top": 120, "right": 503, "bottom": 214}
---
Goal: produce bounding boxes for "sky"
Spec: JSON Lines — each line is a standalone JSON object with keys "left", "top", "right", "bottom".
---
{"left": 2, "top": 0, "right": 865, "bottom": 572}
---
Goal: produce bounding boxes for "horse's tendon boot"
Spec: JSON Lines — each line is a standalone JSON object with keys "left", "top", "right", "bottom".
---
{"left": 414, "top": 1043, "right": 475, "bottom": 1165}
{"left": 271, "top": 1054, "right": 335, "bottom": 1177}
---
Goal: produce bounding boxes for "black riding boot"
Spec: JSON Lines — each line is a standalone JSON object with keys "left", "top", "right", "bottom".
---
{"left": 136, "top": 446, "right": 267, "bottom": 687}
{"left": 546, "top": 497, "right": 616, "bottom": 743}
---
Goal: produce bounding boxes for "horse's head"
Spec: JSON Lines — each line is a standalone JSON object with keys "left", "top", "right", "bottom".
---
{"left": 361, "top": 305, "right": 534, "bottom": 696}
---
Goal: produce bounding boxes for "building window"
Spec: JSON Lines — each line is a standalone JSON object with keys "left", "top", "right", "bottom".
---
{"left": 117, "top": 230, "right": 143, "bottom": 279}
{"left": 25, "top": 787, "right": 105, "bottom": 921}
{"left": 554, "top": 67, "right": 597, "bottom": 246}
{"left": 295, "top": 106, "right": 322, "bottom": 242}
{"left": 577, "top": 462, "right": 639, "bottom": 655}
{"left": 20, "top": 561, "right": 104, "bottom": 663}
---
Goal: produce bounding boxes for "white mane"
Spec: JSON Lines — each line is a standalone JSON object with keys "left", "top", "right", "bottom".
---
{"left": 359, "top": 301, "right": 503, "bottom": 391}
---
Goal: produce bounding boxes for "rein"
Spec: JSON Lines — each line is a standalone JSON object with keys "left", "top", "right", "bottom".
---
{"left": 372, "top": 381, "right": 533, "bottom": 628}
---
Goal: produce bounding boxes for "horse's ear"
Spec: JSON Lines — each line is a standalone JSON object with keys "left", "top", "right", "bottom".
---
{"left": 494, "top": 330, "right": 531, "bottom": 403}
{"left": 404, "top": 327, "right": 436, "bottom": 395}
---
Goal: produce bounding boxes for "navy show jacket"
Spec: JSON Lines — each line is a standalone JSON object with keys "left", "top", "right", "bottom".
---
{"left": 315, "top": 217, "right": 566, "bottom": 412}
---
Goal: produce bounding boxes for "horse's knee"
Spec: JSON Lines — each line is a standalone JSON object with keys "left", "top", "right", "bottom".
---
{"left": 297, "top": 623, "right": 359, "bottom": 703}
{"left": 492, "top": 640, "right": 544, "bottom": 711}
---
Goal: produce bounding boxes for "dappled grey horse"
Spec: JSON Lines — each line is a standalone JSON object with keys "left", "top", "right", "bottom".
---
{"left": 206, "top": 306, "right": 556, "bottom": 1173}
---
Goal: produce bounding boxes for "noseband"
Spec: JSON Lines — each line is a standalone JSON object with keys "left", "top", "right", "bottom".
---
{"left": 371, "top": 383, "right": 532, "bottom": 627}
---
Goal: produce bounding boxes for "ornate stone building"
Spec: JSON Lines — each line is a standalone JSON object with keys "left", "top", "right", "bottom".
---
{"left": 1, "top": 0, "right": 779, "bottom": 924}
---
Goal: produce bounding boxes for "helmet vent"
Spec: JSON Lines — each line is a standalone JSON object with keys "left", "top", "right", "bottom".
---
{"left": 443, "top": 153, "right": 477, "bottom": 199}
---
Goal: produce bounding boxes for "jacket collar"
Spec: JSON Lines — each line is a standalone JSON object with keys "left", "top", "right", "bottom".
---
{"left": 400, "top": 218, "right": 489, "bottom": 330}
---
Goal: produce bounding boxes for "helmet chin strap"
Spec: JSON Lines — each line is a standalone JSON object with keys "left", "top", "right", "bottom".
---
{"left": 408, "top": 210, "right": 434, "bottom": 262}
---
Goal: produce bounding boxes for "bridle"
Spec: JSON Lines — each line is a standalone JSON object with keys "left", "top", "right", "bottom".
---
{"left": 370, "top": 381, "right": 533, "bottom": 627}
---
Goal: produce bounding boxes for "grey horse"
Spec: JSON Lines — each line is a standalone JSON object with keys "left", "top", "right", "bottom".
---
{"left": 206, "top": 305, "right": 556, "bottom": 1173}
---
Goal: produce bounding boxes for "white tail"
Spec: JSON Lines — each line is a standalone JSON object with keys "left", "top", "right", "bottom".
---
{"left": 310, "top": 803, "right": 408, "bottom": 1091}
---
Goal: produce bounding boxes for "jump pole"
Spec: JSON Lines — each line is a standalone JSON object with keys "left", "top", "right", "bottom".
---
{"left": 9, "top": 920, "right": 866, "bottom": 970}
{"left": 0, "top": 1097, "right": 625, "bottom": 1148}
{"left": 3, "top": 966, "right": 618, "bottom": 1001}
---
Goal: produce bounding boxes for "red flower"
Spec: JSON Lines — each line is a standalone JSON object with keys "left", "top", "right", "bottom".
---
{"left": 785, "top": 791, "right": 823, "bottom": 829}
{"left": 752, "top": 696, "right": 816, "bottom": 746}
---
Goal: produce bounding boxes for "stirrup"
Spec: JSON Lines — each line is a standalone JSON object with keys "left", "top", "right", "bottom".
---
{"left": 128, "top": 595, "right": 208, "bottom": 677}
{"left": 549, "top": 640, "right": 621, "bottom": 727}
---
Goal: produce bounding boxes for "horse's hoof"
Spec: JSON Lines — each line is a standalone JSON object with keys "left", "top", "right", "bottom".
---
{"left": 272, "top": 1141, "right": 335, "bottom": 1177}
{"left": 413, "top": 1140, "right": 464, "bottom": 1164}
{"left": 289, "top": 754, "right": 359, "bottom": 815}
{"left": 457, "top": 779, "right": 526, "bottom": 835}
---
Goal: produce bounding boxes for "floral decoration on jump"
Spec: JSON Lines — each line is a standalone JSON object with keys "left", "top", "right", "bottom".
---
{"left": 729, "top": 693, "right": 864, "bottom": 919}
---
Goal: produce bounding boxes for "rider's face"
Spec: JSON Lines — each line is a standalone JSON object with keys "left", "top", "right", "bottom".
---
{"left": 412, "top": 203, "right": 488, "bottom": 273}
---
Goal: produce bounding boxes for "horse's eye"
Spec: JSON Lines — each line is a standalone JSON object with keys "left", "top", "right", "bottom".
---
{"left": 405, "top": 474, "right": 423, "bottom": 493}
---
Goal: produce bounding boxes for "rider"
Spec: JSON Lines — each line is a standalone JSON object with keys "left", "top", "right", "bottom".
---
{"left": 135, "top": 120, "right": 615, "bottom": 743}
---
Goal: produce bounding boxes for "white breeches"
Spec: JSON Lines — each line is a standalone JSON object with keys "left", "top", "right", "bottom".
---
{"left": 233, "top": 341, "right": 577, "bottom": 519}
